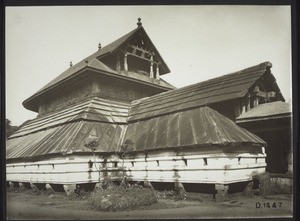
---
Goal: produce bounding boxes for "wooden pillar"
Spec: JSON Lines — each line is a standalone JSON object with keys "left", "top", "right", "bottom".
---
{"left": 243, "top": 181, "right": 253, "bottom": 196}
{"left": 241, "top": 100, "right": 246, "bottom": 114}
{"left": 175, "top": 182, "right": 187, "bottom": 199}
{"left": 34, "top": 183, "right": 47, "bottom": 191}
{"left": 156, "top": 64, "right": 160, "bottom": 80}
{"left": 253, "top": 97, "right": 259, "bottom": 107}
{"left": 144, "top": 180, "right": 155, "bottom": 191}
{"left": 215, "top": 184, "right": 228, "bottom": 202}
{"left": 246, "top": 94, "right": 251, "bottom": 112}
{"left": 234, "top": 103, "right": 241, "bottom": 118}
{"left": 124, "top": 53, "right": 128, "bottom": 72}
{"left": 63, "top": 184, "right": 76, "bottom": 196}
{"left": 252, "top": 86, "right": 260, "bottom": 107}
{"left": 21, "top": 182, "right": 32, "bottom": 189}
{"left": 150, "top": 56, "right": 154, "bottom": 78}
{"left": 12, "top": 182, "right": 20, "bottom": 188}
{"left": 144, "top": 181, "right": 158, "bottom": 198}
{"left": 116, "top": 54, "right": 121, "bottom": 73}
{"left": 91, "top": 80, "right": 100, "bottom": 95}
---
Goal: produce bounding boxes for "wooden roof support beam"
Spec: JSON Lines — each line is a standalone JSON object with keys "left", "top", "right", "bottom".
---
{"left": 128, "top": 45, "right": 152, "bottom": 57}
{"left": 123, "top": 50, "right": 154, "bottom": 63}
{"left": 255, "top": 91, "right": 276, "bottom": 99}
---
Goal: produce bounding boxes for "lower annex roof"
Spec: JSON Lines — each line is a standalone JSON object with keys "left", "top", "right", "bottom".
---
{"left": 127, "top": 61, "right": 284, "bottom": 122}
{"left": 236, "top": 101, "right": 292, "bottom": 123}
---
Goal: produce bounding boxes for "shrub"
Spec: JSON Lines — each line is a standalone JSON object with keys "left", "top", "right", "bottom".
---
{"left": 253, "top": 172, "right": 293, "bottom": 195}
{"left": 89, "top": 185, "right": 157, "bottom": 211}
{"left": 253, "top": 172, "right": 273, "bottom": 196}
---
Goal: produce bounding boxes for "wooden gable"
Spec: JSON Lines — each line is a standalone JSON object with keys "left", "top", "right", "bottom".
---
{"left": 98, "top": 24, "right": 170, "bottom": 79}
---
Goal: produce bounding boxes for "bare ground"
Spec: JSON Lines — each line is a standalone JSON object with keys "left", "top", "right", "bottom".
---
{"left": 6, "top": 189, "right": 293, "bottom": 220}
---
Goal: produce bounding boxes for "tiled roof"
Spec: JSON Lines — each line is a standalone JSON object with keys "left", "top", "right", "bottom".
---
{"left": 123, "top": 106, "right": 266, "bottom": 152}
{"left": 6, "top": 121, "right": 126, "bottom": 160}
{"left": 236, "top": 101, "right": 291, "bottom": 123}
{"left": 14, "top": 97, "right": 129, "bottom": 139}
{"left": 7, "top": 97, "right": 130, "bottom": 160}
{"left": 23, "top": 26, "right": 173, "bottom": 110}
{"left": 31, "top": 27, "right": 140, "bottom": 96}
{"left": 7, "top": 102, "right": 266, "bottom": 160}
{"left": 128, "top": 62, "right": 284, "bottom": 122}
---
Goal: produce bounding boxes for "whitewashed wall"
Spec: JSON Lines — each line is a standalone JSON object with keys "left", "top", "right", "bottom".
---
{"left": 6, "top": 146, "right": 266, "bottom": 186}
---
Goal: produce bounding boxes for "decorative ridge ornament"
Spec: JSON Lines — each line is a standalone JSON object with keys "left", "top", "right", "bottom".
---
{"left": 137, "top": 18, "right": 142, "bottom": 27}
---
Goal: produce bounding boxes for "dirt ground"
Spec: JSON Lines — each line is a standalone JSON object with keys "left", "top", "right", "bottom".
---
{"left": 6, "top": 188, "right": 293, "bottom": 220}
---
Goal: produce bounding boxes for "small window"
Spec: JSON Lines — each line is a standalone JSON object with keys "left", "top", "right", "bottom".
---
{"left": 238, "top": 157, "right": 241, "bottom": 164}
{"left": 255, "top": 158, "right": 258, "bottom": 163}
{"left": 183, "top": 159, "right": 187, "bottom": 166}
{"left": 131, "top": 161, "right": 135, "bottom": 167}
{"left": 203, "top": 158, "right": 208, "bottom": 166}
{"left": 156, "top": 160, "right": 159, "bottom": 166}
{"left": 88, "top": 161, "right": 93, "bottom": 169}
{"left": 114, "top": 162, "right": 118, "bottom": 167}
{"left": 52, "top": 164, "right": 55, "bottom": 169}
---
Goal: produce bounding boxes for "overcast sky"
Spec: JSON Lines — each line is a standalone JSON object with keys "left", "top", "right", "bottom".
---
{"left": 6, "top": 6, "right": 291, "bottom": 126}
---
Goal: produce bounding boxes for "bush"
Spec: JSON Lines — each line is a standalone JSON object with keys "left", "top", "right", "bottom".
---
{"left": 89, "top": 185, "right": 157, "bottom": 211}
{"left": 253, "top": 172, "right": 293, "bottom": 195}
{"left": 253, "top": 172, "right": 273, "bottom": 196}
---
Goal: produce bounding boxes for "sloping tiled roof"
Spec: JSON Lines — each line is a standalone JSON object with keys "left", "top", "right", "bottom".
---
{"left": 13, "top": 97, "right": 129, "bottom": 139}
{"left": 31, "top": 27, "right": 140, "bottom": 96}
{"left": 6, "top": 120, "right": 126, "bottom": 160}
{"left": 7, "top": 98, "right": 130, "bottom": 160}
{"left": 97, "top": 27, "right": 139, "bottom": 57}
{"left": 33, "top": 57, "right": 116, "bottom": 96}
{"left": 236, "top": 101, "right": 292, "bottom": 123}
{"left": 7, "top": 96, "right": 267, "bottom": 160}
{"left": 23, "top": 26, "right": 173, "bottom": 110}
{"left": 128, "top": 62, "right": 283, "bottom": 122}
{"left": 123, "top": 106, "right": 266, "bottom": 152}
{"left": 32, "top": 26, "right": 140, "bottom": 95}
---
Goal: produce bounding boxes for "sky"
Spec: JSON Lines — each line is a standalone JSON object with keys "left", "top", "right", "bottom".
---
{"left": 6, "top": 6, "right": 292, "bottom": 126}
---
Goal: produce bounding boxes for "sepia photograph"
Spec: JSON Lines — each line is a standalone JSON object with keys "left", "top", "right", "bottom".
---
{"left": 5, "top": 5, "right": 294, "bottom": 220}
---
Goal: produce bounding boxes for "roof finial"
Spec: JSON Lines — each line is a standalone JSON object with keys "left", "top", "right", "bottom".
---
{"left": 98, "top": 42, "right": 101, "bottom": 50}
{"left": 137, "top": 18, "right": 142, "bottom": 27}
{"left": 70, "top": 61, "right": 73, "bottom": 67}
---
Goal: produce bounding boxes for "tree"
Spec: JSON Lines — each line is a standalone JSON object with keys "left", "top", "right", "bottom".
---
{"left": 6, "top": 119, "right": 18, "bottom": 138}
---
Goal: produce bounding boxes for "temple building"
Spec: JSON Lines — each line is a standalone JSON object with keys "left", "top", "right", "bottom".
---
{"left": 6, "top": 19, "right": 291, "bottom": 199}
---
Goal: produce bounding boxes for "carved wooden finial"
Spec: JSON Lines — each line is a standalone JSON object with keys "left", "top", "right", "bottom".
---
{"left": 70, "top": 61, "right": 73, "bottom": 67}
{"left": 137, "top": 18, "right": 142, "bottom": 27}
{"left": 98, "top": 42, "right": 101, "bottom": 50}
